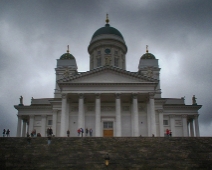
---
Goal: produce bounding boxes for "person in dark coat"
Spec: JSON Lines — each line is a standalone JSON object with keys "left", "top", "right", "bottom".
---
{"left": 67, "top": 130, "right": 70, "bottom": 137}
{"left": 6, "top": 129, "right": 10, "bottom": 137}
{"left": 3, "top": 129, "right": 6, "bottom": 137}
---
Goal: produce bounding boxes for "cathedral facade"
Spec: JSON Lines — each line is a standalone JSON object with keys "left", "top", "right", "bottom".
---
{"left": 14, "top": 17, "right": 201, "bottom": 137}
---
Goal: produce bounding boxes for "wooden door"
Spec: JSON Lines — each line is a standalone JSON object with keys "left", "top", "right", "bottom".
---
{"left": 103, "top": 130, "right": 113, "bottom": 137}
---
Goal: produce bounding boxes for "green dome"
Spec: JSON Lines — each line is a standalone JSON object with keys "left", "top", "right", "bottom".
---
{"left": 60, "top": 52, "right": 75, "bottom": 60}
{"left": 141, "top": 52, "right": 156, "bottom": 59}
{"left": 92, "top": 24, "right": 124, "bottom": 39}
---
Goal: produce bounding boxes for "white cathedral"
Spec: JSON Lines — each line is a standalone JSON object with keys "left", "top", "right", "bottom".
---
{"left": 14, "top": 16, "right": 202, "bottom": 137}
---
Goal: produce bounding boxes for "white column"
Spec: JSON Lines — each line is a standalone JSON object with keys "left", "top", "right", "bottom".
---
{"left": 52, "top": 110, "right": 58, "bottom": 136}
{"left": 78, "top": 94, "right": 85, "bottom": 129}
{"left": 66, "top": 99, "right": 70, "bottom": 132}
{"left": 194, "top": 115, "right": 200, "bottom": 137}
{"left": 182, "top": 115, "right": 188, "bottom": 137}
{"left": 29, "top": 115, "right": 34, "bottom": 134}
{"left": 132, "top": 94, "right": 139, "bottom": 136}
{"left": 170, "top": 115, "right": 175, "bottom": 137}
{"left": 149, "top": 93, "right": 156, "bottom": 136}
{"left": 95, "top": 94, "right": 101, "bottom": 137}
{"left": 41, "top": 115, "right": 47, "bottom": 137}
{"left": 158, "top": 110, "right": 164, "bottom": 137}
{"left": 116, "top": 93, "right": 122, "bottom": 137}
{"left": 22, "top": 119, "right": 27, "bottom": 137}
{"left": 16, "top": 116, "right": 22, "bottom": 137}
{"left": 147, "top": 102, "right": 151, "bottom": 137}
{"left": 60, "top": 94, "right": 67, "bottom": 137}
{"left": 190, "top": 118, "right": 194, "bottom": 137}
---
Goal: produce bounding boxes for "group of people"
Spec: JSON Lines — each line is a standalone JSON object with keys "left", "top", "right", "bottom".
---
{"left": 77, "top": 128, "right": 93, "bottom": 137}
{"left": 2, "top": 129, "right": 10, "bottom": 137}
{"left": 166, "top": 129, "right": 172, "bottom": 137}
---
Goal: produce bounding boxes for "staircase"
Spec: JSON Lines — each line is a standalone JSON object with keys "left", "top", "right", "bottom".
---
{"left": 0, "top": 137, "right": 212, "bottom": 170}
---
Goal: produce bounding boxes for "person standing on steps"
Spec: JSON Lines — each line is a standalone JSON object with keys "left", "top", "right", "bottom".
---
{"left": 85, "top": 128, "right": 88, "bottom": 137}
{"left": 77, "top": 128, "right": 80, "bottom": 137}
{"left": 89, "top": 128, "right": 93, "bottom": 137}
{"left": 6, "top": 129, "right": 10, "bottom": 137}
{"left": 67, "top": 130, "right": 70, "bottom": 137}
{"left": 3, "top": 129, "right": 6, "bottom": 137}
{"left": 80, "top": 128, "right": 84, "bottom": 137}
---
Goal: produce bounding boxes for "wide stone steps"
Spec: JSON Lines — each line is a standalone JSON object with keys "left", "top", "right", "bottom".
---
{"left": 0, "top": 137, "right": 212, "bottom": 169}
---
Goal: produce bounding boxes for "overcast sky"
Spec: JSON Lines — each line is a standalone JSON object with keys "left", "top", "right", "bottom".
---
{"left": 0, "top": 0, "right": 212, "bottom": 137}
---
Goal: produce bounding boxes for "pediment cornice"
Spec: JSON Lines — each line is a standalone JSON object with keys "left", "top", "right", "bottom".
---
{"left": 58, "top": 66, "right": 158, "bottom": 84}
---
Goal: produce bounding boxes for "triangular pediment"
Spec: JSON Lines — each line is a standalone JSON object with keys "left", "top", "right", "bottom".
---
{"left": 58, "top": 66, "right": 157, "bottom": 84}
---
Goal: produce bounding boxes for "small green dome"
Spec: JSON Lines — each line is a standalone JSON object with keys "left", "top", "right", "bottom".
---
{"left": 92, "top": 24, "right": 124, "bottom": 40}
{"left": 141, "top": 52, "right": 156, "bottom": 59}
{"left": 60, "top": 52, "right": 75, "bottom": 60}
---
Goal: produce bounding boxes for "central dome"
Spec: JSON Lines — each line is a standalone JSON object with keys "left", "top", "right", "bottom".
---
{"left": 92, "top": 23, "right": 124, "bottom": 40}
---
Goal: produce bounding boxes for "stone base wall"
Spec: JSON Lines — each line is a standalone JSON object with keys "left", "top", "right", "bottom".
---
{"left": 0, "top": 137, "right": 212, "bottom": 169}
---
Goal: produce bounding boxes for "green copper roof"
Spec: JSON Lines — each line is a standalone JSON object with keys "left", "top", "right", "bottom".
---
{"left": 60, "top": 53, "right": 75, "bottom": 60}
{"left": 141, "top": 52, "right": 156, "bottom": 59}
{"left": 92, "top": 24, "right": 124, "bottom": 39}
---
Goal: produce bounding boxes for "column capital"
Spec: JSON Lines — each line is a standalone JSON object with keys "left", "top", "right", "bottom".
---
{"left": 169, "top": 114, "right": 175, "bottom": 118}
{"left": 157, "top": 109, "right": 163, "bottom": 113}
{"left": 41, "top": 115, "right": 47, "bottom": 119}
{"left": 182, "top": 114, "right": 188, "bottom": 118}
{"left": 95, "top": 93, "right": 101, "bottom": 99}
{"left": 132, "top": 93, "right": 138, "bottom": 99}
{"left": 61, "top": 93, "right": 67, "bottom": 99}
{"left": 79, "top": 93, "right": 84, "bottom": 99}
{"left": 52, "top": 110, "right": 58, "bottom": 114}
{"left": 149, "top": 93, "right": 155, "bottom": 99}
{"left": 29, "top": 115, "right": 34, "bottom": 118}
{"left": 194, "top": 114, "right": 199, "bottom": 118}
{"left": 115, "top": 93, "right": 121, "bottom": 99}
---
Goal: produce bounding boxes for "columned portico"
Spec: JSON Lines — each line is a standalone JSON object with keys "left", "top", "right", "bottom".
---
{"left": 16, "top": 116, "right": 22, "bottom": 137}
{"left": 78, "top": 94, "right": 85, "bottom": 130}
{"left": 182, "top": 115, "right": 188, "bottom": 137}
{"left": 95, "top": 94, "right": 101, "bottom": 137}
{"left": 60, "top": 94, "right": 67, "bottom": 137}
{"left": 132, "top": 94, "right": 139, "bottom": 136}
{"left": 115, "top": 93, "right": 121, "bottom": 137}
{"left": 158, "top": 109, "right": 164, "bottom": 137}
{"left": 194, "top": 115, "right": 200, "bottom": 137}
{"left": 149, "top": 93, "right": 156, "bottom": 136}
{"left": 170, "top": 115, "right": 175, "bottom": 137}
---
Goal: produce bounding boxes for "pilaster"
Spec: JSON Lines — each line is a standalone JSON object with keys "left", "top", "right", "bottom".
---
{"left": 22, "top": 119, "right": 27, "bottom": 137}
{"left": 194, "top": 115, "right": 200, "bottom": 137}
{"left": 95, "top": 94, "right": 101, "bottom": 137}
{"left": 29, "top": 115, "right": 34, "bottom": 134}
{"left": 170, "top": 115, "right": 175, "bottom": 137}
{"left": 16, "top": 116, "right": 22, "bottom": 137}
{"left": 182, "top": 115, "right": 188, "bottom": 137}
{"left": 41, "top": 115, "right": 47, "bottom": 137}
{"left": 60, "top": 94, "right": 67, "bottom": 137}
{"left": 52, "top": 110, "right": 58, "bottom": 136}
{"left": 149, "top": 93, "right": 156, "bottom": 136}
{"left": 189, "top": 117, "right": 194, "bottom": 137}
{"left": 158, "top": 109, "right": 164, "bottom": 137}
{"left": 132, "top": 94, "right": 139, "bottom": 136}
{"left": 115, "top": 93, "right": 121, "bottom": 137}
{"left": 78, "top": 93, "right": 85, "bottom": 130}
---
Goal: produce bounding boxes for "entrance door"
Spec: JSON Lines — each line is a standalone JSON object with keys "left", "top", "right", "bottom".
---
{"left": 103, "top": 122, "right": 113, "bottom": 137}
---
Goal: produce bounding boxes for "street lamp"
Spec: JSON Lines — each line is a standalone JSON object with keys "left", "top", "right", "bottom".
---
{"left": 104, "top": 154, "right": 110, "bottom": 166}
